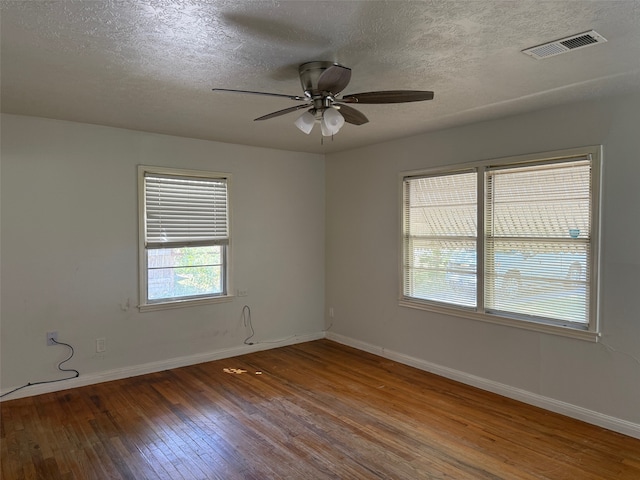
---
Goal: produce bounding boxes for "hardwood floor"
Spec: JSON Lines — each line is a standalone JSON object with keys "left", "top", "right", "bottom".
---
{"left": 2, "top": 340, "right": 639, "bottom": 479}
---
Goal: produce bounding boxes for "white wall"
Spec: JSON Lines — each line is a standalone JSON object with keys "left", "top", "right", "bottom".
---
{"left": 325, "top": 92, "right": 640, "bottom": 429}
{"left": 1, "top": 114, "right": 325, "bottom": 393}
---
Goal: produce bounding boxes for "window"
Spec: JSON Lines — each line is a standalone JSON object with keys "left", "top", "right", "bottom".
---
{"left": 401, "top": 146, "right": 601, "bottom": 339}
{"left": 138, "top": 166, "right": 231, "bottom": 310}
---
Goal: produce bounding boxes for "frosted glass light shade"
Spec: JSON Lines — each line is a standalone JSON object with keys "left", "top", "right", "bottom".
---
{"left": 321, "top": 107, "right": 345, "bottom": 136}
{"left": 294, "top": 111, "right": 316, "bottom": 134}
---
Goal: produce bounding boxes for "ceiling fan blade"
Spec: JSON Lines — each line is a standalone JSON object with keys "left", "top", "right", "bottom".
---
{"left": 254, "top": 104, "right": 310, "bottom": 121}
{"left": 213, "top": 88, "right": 307, "bottom": 102}
{"left": 334, "top": 103, "right": 369, "bottom": 125}
{"left": 341, "top": 90, "right": 434, "bottom": 104}
{"left": 317, "top": 64, "right": 352, "bottom": 94}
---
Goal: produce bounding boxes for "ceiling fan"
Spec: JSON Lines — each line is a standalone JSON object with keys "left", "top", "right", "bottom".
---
{"left": 212, "top": 61, "right": 434, "bottom": 137}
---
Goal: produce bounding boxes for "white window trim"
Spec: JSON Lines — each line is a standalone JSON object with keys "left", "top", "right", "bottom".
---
{"left": 138, "top": 165, "right": 234, "bottom": 312}
{"left": 398, "top": 146, "right": 602, "bottom": 342}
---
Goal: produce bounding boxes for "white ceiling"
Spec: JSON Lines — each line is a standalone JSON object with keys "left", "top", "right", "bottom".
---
{"left": 2, "top": 1, "right": 640, "bottom": 154}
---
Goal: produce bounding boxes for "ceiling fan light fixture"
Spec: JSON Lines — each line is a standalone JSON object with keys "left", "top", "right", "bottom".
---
{"left": 294, "top": 110, "right": 316, "bottom": 134}
{"left": 321, "top": 107, "right": 345, "bottom": 136}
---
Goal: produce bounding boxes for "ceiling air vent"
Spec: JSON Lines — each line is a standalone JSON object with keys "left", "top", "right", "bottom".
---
{"left": 522, "top": 30, "right": 607, "bottom": 59}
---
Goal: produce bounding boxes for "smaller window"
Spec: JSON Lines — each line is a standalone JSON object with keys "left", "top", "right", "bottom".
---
{"left": 138, "top": 166, "right": 231, "bottom": 310}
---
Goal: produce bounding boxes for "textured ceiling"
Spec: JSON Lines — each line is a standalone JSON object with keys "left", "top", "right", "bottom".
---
{"left": 2, "top": 1, "right": 640, "bottom": 154}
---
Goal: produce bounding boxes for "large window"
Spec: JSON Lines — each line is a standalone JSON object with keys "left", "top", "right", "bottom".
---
{"left": 138, "top": 166, "right": 231, "bottom": 310}
{"left": 401, "top": 146, "right": 601, "bottom": 339}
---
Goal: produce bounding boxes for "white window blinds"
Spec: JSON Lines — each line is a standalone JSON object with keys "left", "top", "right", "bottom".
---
{"left": 485, "top": 159, "right": 591, "bottom": 324}
{"left": 144, "top": 174, "right": 229, "bottom": 248}
{"left": 403, "top": 171, "right": 477, "bottom": 307}
{"left": 400, "top": 147, "right": 599, "bottom": 335}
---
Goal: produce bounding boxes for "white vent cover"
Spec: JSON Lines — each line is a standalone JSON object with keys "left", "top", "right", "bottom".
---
{"left": 522, "top": 30, "right": 607, "bottom": 59}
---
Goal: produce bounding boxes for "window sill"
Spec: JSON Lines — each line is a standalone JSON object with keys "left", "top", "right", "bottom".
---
{"left": 399, "top": 298, "right": 600, "bottom": 342}
{"left": 139, "top": 295, "right": 234, "bottom": 312}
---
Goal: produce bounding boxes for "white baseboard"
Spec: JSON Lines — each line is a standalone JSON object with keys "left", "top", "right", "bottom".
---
{"left": 0, "top": 332, "right": 325, "bottom": 401}
{"left": 326, "top": 331, "right": 640, "bottom": 440}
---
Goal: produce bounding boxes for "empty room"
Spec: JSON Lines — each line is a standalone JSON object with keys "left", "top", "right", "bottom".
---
{"left": 1, "top": 1, "right": 639, "bottom": 479}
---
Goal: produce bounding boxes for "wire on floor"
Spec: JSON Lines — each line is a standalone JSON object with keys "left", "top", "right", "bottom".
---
{"left": 0, "top": 338, "right": 79, "bottom": 399}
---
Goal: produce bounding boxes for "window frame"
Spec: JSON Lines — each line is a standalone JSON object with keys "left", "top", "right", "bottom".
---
{"left": 138, "top": 165, "right": 233, "bottom": 312}
{"left": 399, "top": 146, "right": 602, "bottom": 341}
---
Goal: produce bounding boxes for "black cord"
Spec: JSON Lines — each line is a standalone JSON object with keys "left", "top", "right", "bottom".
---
{"left": 0, "top": 338, "right": 79, "bottom": 399}
{"left": 242, "top": 305, "right": 255, "bottom": 345}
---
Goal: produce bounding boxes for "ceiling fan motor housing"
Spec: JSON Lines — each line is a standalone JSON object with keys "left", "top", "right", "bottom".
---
{"left": 299, "top": 61, "right": 343, "bottom": 97}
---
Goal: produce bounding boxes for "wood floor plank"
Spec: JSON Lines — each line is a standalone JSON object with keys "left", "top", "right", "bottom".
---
{"left": 2, "top": 339, "right": 639, "bottom": 479}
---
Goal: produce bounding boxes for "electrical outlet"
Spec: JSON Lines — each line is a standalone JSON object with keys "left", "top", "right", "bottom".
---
{"left": 47, "top": 331, "right": 58, "bottom": 346}
{"left": 96, "top": 337, "right": 106, "bottom": 353}
{"left": 329, "top": 307, "right": 334, "bottom": 318}
{"left": 237, "top": 289, "right": 249, "bottom": 297}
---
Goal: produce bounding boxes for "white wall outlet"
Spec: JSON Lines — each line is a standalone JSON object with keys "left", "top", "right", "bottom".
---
{"left": 237, "top": 289, "right": 249, "bottom": 297}
{"left": 46, "top": 331, "right": 58, "bottom": 346}
{"left": 329, "top": 307, "right": 334, "bottom": 318}
{"left": 96, "top": 337, "right": 106, "bottom": 353}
